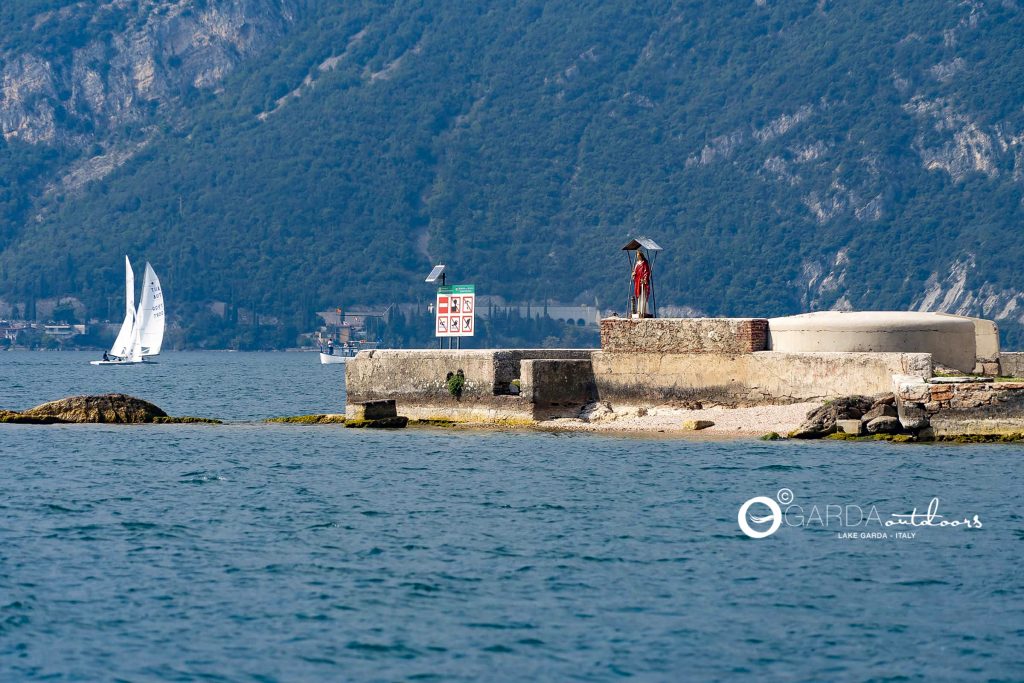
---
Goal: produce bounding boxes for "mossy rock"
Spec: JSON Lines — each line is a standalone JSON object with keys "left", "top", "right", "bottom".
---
{"left": 0, "top": 409, "right": 64, "bottom": 424}
{"left": 825, "top": 432, "right": 917, "bottom": 443}
{"left": 760, "top": 432, "right": 782, "bottom": 441}
{"left": 933, "top": 433, "right": 1024, "bottom": 443}
{"left": 409, "top": 417, "right": 458, "bottom": 427}
{"left": 266, "top": 414, "right": 347, "bottom": 425}
{"left": 345, "top": 416, "right": 408, "bottom": 429}
{"left": 21, "top": 394, "right": 167, "bottom": 423}
{"left": 3, "top": 395, "right": 219, "bottom": 425}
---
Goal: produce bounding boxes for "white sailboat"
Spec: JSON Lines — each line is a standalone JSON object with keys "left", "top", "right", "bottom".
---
{"left": 91, "top": 257, "right": 165, "bottom": 365}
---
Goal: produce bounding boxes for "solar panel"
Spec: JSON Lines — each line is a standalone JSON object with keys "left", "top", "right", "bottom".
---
{"left": 425, "top": 264, "right": 446, "bottom": 283}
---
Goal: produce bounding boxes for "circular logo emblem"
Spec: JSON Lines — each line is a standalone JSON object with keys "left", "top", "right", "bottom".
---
{"left": 737, "top": 496, "right": 783, "bottom": 539}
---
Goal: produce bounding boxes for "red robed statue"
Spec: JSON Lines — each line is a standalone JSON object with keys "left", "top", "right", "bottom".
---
{"left": 632, "top": 251, "right": 652, "bottom": 317}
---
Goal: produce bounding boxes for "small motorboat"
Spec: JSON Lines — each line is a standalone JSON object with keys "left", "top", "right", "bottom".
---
{"left": 319, "top": 352, "right": 346, "bottom": 365}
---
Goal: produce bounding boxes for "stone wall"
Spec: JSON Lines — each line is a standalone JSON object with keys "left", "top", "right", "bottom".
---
{"left": 894, "top": 375, "right": 1024, "bottom": 435}
{"left": 520, "top": 359, "right": 598, "bottom": 419}
{"left": 600, "top": 318, "right": 768, "bottom": 354}
{"left": 592, "top": 351, "right": 932, "bottom": 406}
{"left": 345, "top": 349, "right": 592, "bottom": 421}
{"left": 1001, "top": 352, "right": 1024, "bottom": 378}
{"left": 346, "top": 347, "right": 937, "bottom": 421}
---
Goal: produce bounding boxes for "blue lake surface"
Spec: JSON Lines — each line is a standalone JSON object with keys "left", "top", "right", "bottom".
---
{"left": 1, "top": 351, "right": 1023, "bottom": 681}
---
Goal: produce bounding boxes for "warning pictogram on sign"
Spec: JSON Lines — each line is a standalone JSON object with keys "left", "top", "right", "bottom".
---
{"left": 435, "top": 285, "right": 475, "bottom": 337}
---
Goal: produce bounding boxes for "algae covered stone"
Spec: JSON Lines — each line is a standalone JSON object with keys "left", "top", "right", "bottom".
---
{"left": 682, "top": 419, "right": 714, "bottom": 431}
{"left": 4, "top": 394, "right": 219, "bottom": 425}
{"left": 345, "top": 416, "right": 409, "bottom": 429}
{"left": 266, "top": 414, "right": 347, "bottom": 425}
{"left": 21, "top": 394, "right": 168, "bottom": 423}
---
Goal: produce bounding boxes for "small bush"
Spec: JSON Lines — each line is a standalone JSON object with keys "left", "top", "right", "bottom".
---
{"left": 447, "top": 371, "right": 465, "bottom": 398}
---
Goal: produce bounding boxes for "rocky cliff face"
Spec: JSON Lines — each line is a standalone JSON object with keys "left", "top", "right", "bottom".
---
{"left": 1, "top": 0, "right": 295, "bottom": 150}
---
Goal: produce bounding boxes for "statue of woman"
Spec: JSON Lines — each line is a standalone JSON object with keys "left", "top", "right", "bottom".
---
{"left": 632, "top": 250, "right": 651, "bottom": 318}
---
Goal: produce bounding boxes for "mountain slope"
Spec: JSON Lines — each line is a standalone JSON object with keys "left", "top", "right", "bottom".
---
{"left": 2, "top": 0, "right": 1024, "bottom": 345}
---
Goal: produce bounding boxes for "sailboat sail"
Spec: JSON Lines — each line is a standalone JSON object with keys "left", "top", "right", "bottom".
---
{"left": 135, "top": 262, "right": 165, "bottom": 356}
{"left": 108, "top": 256, "right": 135, "bottom": 358}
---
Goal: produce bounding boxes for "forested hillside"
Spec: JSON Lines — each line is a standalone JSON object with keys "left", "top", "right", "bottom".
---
{"left": 2, "top": 0, "right": 1024, "bottom": 346}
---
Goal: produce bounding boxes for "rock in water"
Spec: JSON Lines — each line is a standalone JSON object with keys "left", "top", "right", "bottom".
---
{"left": 791, "top": 396, "right": 874, "bottom": 438}
{"left": 861, "top": 403, "right": 898, "bottom": 422}
{"left": 866, "top": 416, "right": 902, "bottom": 434}
{"left": 0, "top": 409, "right": 63, "bottom": 424}
{"left": 21, "top": 394, "right": 169, "bottom": 423}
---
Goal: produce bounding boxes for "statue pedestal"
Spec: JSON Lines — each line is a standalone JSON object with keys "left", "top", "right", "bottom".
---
{"left": 600, "top": 317, "right": 769, "bottom": 354}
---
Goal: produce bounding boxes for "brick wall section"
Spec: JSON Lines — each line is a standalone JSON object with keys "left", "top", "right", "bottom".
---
{"left": 600, "top": 317, "right": 770, "bottom": 354}
{"left": 893, "top": 375, "right": 1024, "bottom": 435}
{"left": 740, "top": 319, "right": 768, "bottom": 352}
{"left": 896, "top": 380, "right": 1024, "bottom": 415}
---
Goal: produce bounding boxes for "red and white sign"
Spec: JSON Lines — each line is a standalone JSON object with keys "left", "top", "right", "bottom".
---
{"left": 436, "top": 285, "right": 475, "bottom": 337}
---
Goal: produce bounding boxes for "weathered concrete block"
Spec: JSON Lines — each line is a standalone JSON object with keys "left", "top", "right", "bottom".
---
{"left": 346, "top": 399, "right": 397, "bottom": 420}
{"left": 592, "top": 351, "right": 932, "bottom": 405}
{"left": 519, "top": 359, "right": 597, "bottom": 419}
{"left": 893, "top": 374, "right": 931, "bottom": 403}
{"left": 769, "top": 311, "right": 977, "bottom": 373}
{"left": 600, "top": 318, "right": 768, "bottom": 354}
{"left": 897, "top": 402, "right": 929, "bottom": 430}
{"left": 980, "top": 362, "right": 1001, "bottom": 377}
{"left": 836, "top": 419, "right": 862, "bottom": 435}
{"left": 345, "top": 349, "right": 593, "bottom": 423}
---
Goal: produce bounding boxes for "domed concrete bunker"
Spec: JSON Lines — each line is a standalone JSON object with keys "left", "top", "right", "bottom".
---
{"left": 767, "top": 311, "right": 979, "bottom": 373}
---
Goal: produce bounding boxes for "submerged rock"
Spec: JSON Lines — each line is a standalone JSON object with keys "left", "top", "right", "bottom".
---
{"left": 266, "top": 414, "right": 347, "bottom": 424}
{"left": 0, "top": 409, "right": 63, "bottom": 425}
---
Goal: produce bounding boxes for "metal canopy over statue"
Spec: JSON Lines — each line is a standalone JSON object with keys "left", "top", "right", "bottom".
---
{"left": 622, "top": 236, "right": 661, "bottom": 318}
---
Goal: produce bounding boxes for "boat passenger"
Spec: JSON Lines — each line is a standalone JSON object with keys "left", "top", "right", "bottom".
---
{"left": 103, "top": 351, "right": 110, "bottom": 362}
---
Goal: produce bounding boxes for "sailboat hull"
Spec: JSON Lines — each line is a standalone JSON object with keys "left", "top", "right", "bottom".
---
{"left": 89, "top": 359, "right": 157, "bottom": 365}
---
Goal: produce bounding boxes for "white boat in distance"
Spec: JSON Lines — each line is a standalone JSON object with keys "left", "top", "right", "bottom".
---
{"left": 319, "top": 341, "right": 373, "bottom": 364}
{"left": 91, "top": 256, "right": 165, "bottom": 365}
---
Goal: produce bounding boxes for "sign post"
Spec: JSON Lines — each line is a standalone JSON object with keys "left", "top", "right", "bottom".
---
{"left": 436, "top": 284, "right": 475, "bottom": 348}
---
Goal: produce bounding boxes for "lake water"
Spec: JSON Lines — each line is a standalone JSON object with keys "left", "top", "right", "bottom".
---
{"left": 1, "top": 351, "right": 1022, "bottom": 681}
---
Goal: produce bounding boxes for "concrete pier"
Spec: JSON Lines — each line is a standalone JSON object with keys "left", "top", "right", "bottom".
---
{"left": 344, "top": 313, "right": 1024, "bottom": 436}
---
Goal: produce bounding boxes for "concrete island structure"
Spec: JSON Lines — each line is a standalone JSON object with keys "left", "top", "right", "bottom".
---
{"left": 345, "top": 311, "right": 1024, "bottom": 437}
